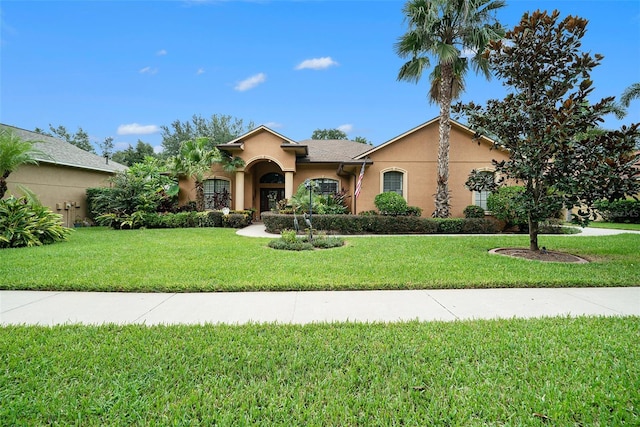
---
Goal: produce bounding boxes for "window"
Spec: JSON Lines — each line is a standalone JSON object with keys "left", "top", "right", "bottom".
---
{"left": 204, "top": 179, "right": 231, "bottom": 210}
{"left": 259, "top": 173, "right": 285, "bottom": 184}
{"left": 473, "top": 171, "right": 495, "bottom": 211}
{"left": 383, "top": 171, "right": 403, "bottom": 196}
{"left": 314, "top": 178, "right": 339, "bottom": 195}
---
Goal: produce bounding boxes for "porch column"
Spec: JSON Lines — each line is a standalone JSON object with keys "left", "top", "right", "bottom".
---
{"left": 235, "top": 171, "right": 245, "bottom": 211}
{"left": 284, "top": 171, "right": 294, "bottom": 200}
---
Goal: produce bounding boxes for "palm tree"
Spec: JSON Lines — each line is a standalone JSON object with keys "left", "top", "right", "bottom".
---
{"left": 396, "top": 0, "right": 505, "bottom": 217}
{"left": 0, "top": 128, "right": 43, "bottom": 199}
{"left": 620, "top": 82, "right": 640, "bottom": 108}
{"left": 166, "top": 137, "right": 220, "bottom": 212}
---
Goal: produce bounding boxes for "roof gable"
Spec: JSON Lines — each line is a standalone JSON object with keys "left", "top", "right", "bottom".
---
{"left": 355, "top": 117, "right": 497, "bottom": 159}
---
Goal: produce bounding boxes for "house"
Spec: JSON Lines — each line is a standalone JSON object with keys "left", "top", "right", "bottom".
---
{"left": 1, "top": 124, "right": 127, "bottom": 227}
{"left": 179, "top": 117, "right": 510, "bottom": 218}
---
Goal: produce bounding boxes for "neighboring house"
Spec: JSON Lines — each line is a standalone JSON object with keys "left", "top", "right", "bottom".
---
{"left": 1, "top": 124, "right": 127, "bottom": 227}
{"left": 179, "top": 117, "right": 510, "bottom": 218}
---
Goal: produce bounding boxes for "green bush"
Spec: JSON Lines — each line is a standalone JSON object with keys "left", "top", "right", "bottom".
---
{"left": 374, "top": 192, "right": 408, "bottom": 215}
{"left": 487, "top": 186, "right": 528, "bottom": 229}
{"left": 463, "top": 205, "right": 486, "bottom": 218}
{"left": 268, "top": 233, "right": 345, "bottom": 251}
{"left": 262, "top": 214, "right": 497, "bottom": 235}
{"left": 594, "top": 199, "right": 640, "bottom": 223}
{"left": 0, "top": 196, "right": 72, "bottom": 248}
{"left": 434, "top": 218, "right": 464, "bottom": 233}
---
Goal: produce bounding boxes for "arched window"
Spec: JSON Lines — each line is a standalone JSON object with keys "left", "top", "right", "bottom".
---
{"left": 473, "top": 170, "right": 495, "bottom": 211}
{"left": 383, "top": 171, "right": 404, "bottom": 196}
{"left": 314, "top": 178, "right": 339, "bottom": 195}
{"left": 204, "top": 178, "right": 231, "bottom": 210}
{"left": 260, "top": 173, "right": 285, "bottom": 184}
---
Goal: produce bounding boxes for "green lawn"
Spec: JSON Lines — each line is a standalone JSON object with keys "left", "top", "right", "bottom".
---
{"left": 1, "top": 317, "right": 637, "bottom": 426}
{"left": 588, "top": 222, "right": 640, "bottom": 231}
{"left": 2, "top": 227, "right": 639, "bottom": 292}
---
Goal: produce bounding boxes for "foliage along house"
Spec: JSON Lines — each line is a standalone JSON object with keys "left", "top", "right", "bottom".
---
{"left": 179, "top": 117, "right": 510, "bottom": 218}
{"left": 1, "top": 124, "right": 127, "bottom": 227}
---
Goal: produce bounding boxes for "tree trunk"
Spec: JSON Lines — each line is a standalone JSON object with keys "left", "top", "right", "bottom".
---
{"left": 528, "top": 214, "right": 539, "bottom": 251}
{"left": 195, "top": 180, "right": 205, "bottom": 212}
{"left": 0, "top": 177, "right": 7, "bottom": 199}
{"left": 433, "top": 62, "right": 453, "bottom": 218}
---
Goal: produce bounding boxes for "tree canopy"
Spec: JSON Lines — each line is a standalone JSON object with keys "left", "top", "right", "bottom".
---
{"left": 160, "top": 114, "right": 255, "bottom": 157}
{"left": 35, "top": 124, "right": 96, "bottom": 154}
{"left": 456, "top": 10, "right": 640, "bottom": 251}
{"left": 111, "top": 141, "right": 158, "bottom": 166}
{"left": 311, "top": 129, "right": 348, "bottom": 140}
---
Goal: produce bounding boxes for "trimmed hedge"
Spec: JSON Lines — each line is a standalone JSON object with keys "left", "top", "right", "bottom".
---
{"left": 262, "top": 213, "right": 499, "bottom": 235}
{"left": 107, "top": 210, "right": 253, "bottom": 230}
{"left": 594, "top": 199, "right": 640, "bottom": 224}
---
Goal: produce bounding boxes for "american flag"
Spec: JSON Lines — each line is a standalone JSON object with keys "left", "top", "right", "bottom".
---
{"left": 355, "top": 161, "right": 366, "bottom": 198}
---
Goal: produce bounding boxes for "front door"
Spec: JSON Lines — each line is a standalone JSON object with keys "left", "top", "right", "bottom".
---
{"left": 260, "top": 188, "right": 285, "bottom": 214}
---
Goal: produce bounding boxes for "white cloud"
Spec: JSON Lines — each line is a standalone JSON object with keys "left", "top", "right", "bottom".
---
{"left": 153, "top": 145, "right": 164, "bottom": 154}
{"left": 338, "top": 124, "right": 353, "bottom": 133}
{"left": 157, "top": 49, "right": 167, "bottom": 56}
{"left": 295, "top": 57, "right": 338, "bottom": 70}
{"left": 196, "top": 68, "right": 205, "bottom": 75}
{"left": 262, "top": 121, "right": 282, "bottom": 129}
{"left": 234, "top": 73, "right": 266, "bottom": 91}
{"left": 117, "top": 123, "right": 161, "bottom": 135}
{"left": 139, "top": 66, "right": 158, "bottom": 75}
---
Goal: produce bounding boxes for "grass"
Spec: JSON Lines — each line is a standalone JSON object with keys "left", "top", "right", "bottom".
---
{"left": 588, "top": 222, "right": 640, "bottom": 231}
{"left": 1, "top": 316, "right": 637, "bottom": 426}
{"left": 1, "top": 227, "right": 639, "bottom": 292}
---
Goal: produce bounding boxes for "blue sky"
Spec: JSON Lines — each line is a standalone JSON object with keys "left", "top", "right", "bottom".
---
{"left": 1, "top": 0, "right": 639, "bottom": 154}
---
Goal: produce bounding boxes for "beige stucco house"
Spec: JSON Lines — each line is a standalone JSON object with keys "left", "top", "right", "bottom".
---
{"left": 179, "top": 117, "right": 510, "bottom": 218}
{"left": 2, "top": 124, "right": 127, "bottom": 227}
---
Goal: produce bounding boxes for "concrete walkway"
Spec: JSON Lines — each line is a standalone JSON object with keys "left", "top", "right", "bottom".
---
{"left": 2, "top": 288, "right": 638, "bottom": 326}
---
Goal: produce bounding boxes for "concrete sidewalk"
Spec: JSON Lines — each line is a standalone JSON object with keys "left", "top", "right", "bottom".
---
{"left": 1, "top": 287, "right": 638, "bottom": 326}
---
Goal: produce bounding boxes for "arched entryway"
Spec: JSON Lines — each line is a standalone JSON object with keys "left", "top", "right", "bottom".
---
{"left": 259, "top": 171, "right": 285, "bottom": 213}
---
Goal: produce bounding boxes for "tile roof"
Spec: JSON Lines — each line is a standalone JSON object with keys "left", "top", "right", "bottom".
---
{"left": 1, "top": 124, "right": 127, "bottom": 173}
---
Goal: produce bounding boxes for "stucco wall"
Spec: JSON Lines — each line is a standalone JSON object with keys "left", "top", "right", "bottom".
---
{"left": 359, "top": 122, "right": 509, "bottom": 217}
{"left": 5, "top": 163, "right": 114, "bottom": 227}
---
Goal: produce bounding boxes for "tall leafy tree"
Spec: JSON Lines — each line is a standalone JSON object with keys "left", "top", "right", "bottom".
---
{"left": 396, "top": 0, "right": 505, "bottom": 218}
{"left": 456, "top": 10, "right": 640, "bottom": 251}
{"left": 35, "top": 124, "right": 96, "bottom": 153}
{"left": 166, "top": 138, "right": 221, "bottom": 211}
{"left": 311, "top": 129, "right": 348, "bottom": 140}
{"left": 0, "top": 128, "right": 44, "bottom": 199}
{"left": 160, "top": 114, "right": 255, "bottom": 157}
{"left": 112, "top": 140, "right": 157, "bottom": 166}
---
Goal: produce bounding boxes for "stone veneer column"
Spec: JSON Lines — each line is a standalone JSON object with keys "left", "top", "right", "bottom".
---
{"left": 285, "top": 171, "right": 294, "bottom": 199}
{"left": 235, "top": 171, "right": 245, "bottom": 211}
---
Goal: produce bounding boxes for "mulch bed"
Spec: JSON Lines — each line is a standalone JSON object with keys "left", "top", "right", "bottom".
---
{"left": 489, "top": 248, "right": 589, "bottom": 263}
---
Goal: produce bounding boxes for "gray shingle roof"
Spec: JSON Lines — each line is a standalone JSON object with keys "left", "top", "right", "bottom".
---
{"left": 298, "top": 139, "right": 371, "bottom": 163}
{"left": 1, "top": 124, "right": 127, "bottom": 173}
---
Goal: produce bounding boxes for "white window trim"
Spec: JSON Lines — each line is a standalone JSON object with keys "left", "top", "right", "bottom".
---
{"left": 380, "top": 167, "right": 408, "bottom": 200}
{"left": 310, "top": 177, "right": 341, "bottom": 194}
{"left": 204, "top": 177, "right": 232, "bottom": 210}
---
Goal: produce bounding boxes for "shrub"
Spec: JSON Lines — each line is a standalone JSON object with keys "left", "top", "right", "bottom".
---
{"left": 0, "top": 196, "right": 72, "bottom": 248}
{"left": 594, "top": 199, "right": 640, "bottom": 223}
{"left": 374, "top": 192, "right": 408, "bottom": 215}
{"left": 434, "top": 218, "right": 464, "bottom": 234}
{"left": 268, "top": 233, "right": 345, "bottom": 251}
{"left": 463, "top": 205, "right": 486, "bottom": 219}
{"left": 405, "top": 206, "right": 423, "bottom": 217}
{"left": 487, "top": 186, "right": 528, "bottom": 229}
{"left": 460, "top": 218, "right": 499, "bottom": 234}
